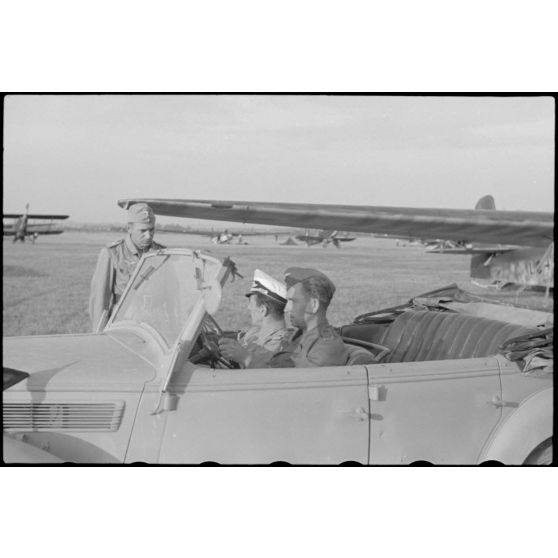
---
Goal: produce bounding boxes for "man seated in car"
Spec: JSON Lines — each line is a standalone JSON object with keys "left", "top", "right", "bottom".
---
{"left": 218, "top": 269, "right": 290, "bottom": 368}
{"left": 241, "top": 267, "right": 348, "bottom": 369}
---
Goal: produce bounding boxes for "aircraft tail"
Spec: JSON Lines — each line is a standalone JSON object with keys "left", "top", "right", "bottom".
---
{"left": 468, "top": 195, "right": 553, "bottom": 290}
{"left": 474, "top": 195, "right": 495, "bottom": 210}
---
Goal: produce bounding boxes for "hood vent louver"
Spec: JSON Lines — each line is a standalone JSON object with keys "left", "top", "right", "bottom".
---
{"left": 3, "top": 401, "right": 125, "bottom": 432}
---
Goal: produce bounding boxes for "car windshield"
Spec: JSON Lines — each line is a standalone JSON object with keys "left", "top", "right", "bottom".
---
{"left": 110, "top": 251, "right": 221, "bottom": 346}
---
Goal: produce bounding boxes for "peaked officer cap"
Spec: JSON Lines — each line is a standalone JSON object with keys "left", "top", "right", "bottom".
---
{"left": 245, "top": 269, "right": 287, "bottom": 304}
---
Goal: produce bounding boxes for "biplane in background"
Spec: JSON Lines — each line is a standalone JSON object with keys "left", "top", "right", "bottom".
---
{"left": 210, "top": 229, "right": 233, "bottom": 244}
{"left": 118, "top": 195, "right": 553, "bottom": 292}
{"left": 296, "top": 229, "right": 356, "bottom": 248}
{"left": 3, "top": 204, "right": 69, "bottom": 242}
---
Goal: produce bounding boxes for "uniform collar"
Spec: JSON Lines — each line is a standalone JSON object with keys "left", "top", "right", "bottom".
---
{"left": 125, "top": 234, "right": 142, "bottom": 256}
{"left": 302, "top": 319, "right": 331, "bottom": 337}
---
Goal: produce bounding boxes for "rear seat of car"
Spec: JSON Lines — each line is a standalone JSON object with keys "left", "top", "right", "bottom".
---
{"left": 342, "top": 310, "right": 536, "bottom": 363}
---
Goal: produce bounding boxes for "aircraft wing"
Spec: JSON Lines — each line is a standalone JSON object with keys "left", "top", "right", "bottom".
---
{"left": 3, "top": 213, "right": 69, "bottom": 220}
{"left": 426, "top": 243, "right": 520, "bottom": 255}
{"left": 118, "top": 199, "right": 553, "bottom": 248}
{"left": 3, "top": 227, "right": 65, "bottom": 236}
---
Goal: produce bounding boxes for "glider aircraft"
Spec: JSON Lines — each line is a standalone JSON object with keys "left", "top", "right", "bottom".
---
{"left": 118, "top": 195, "right": 554, "bottom": 291}
{"left": 296, "top": 229, "right": 356, "bottom": 248}
{"left": 3, "top": 204, "right": 69, "bottom": 242}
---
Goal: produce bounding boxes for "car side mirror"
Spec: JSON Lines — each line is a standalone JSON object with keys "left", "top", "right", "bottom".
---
{"left": 202, "top": 279, "right": 222, "bottom": 315}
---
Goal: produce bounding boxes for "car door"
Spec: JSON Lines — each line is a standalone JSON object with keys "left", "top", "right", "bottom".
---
{"left": 366, "top": 357, "right": 503, "bottom": 464}
{"left": 154, "top": 362, "right": 370, "bottom": 464}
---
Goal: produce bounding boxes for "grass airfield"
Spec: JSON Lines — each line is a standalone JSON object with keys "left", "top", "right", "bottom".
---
{"left": 3, "top": 231, "right": 550, "bottom": 337}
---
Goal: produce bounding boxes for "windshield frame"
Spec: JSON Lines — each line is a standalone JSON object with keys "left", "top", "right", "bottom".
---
{"left": 104, "top": 248, "right": 224, "bottom": 350}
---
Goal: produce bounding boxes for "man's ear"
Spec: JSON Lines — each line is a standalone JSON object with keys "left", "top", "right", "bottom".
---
{"left": 308, "top": 297, "right": 320, "bottom": 314}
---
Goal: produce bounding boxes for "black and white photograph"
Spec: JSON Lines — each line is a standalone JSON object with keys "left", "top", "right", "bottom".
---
{"left": 2, "top": 1, "right": 556, "bottom": 553}
{"left": 2, "top": 94, "right": 554, "bottom": 465}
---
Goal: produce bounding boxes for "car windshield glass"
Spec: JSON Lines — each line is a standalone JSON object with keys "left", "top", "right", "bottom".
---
{"left": 111, "top": 252, "right": 221, "bottom": 346}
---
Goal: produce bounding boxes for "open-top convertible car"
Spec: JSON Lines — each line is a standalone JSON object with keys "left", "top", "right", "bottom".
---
{"left": 3, "top": 249, "right": 553, "bottom": 464}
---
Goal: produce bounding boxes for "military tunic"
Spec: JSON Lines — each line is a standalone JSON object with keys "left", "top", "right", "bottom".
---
{"left": 266, "top": 322, "right": 349, "bottom": 368}
{"left": 238, "top": 324, "right": 290, "bottom": 368}
{"left": 89, "top": 235, "right": 165, "bottom": 332}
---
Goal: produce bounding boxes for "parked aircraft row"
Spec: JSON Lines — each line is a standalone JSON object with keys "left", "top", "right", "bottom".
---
{"left": 4, "top": 195, "right": 553, "bottom": 294}
{"left": 296, "top": 229, "right": 356, "bottom": 248}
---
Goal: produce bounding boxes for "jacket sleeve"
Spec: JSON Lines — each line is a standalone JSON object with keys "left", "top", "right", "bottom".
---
{"left": 89, "top": 247, "right": 114, "bottom": 332}
{"left": 244, "top": 345, "right": 277, "bottom": 368}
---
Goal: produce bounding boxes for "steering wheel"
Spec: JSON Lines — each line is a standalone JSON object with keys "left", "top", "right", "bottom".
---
{"left": 341, "top": 336, "right": 392, "bottom": 362}
{"left": 190, "top": 315, "right": 238, "bottom": 369}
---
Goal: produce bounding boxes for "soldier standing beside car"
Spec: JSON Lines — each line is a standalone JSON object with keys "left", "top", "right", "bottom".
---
{"left": 88, "top": 203, "right": 165, "bottom": 332}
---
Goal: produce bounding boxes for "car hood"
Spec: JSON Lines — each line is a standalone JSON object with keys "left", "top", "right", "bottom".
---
{"left": 3, "top": 333, "right": 157, "bottom": 392}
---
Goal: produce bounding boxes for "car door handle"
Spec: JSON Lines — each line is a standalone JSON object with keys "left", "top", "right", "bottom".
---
{"left": 490, "top": 395, "right": 519, "bottom": 408}
{"left": 343, "top": 407, "right": 370, "bottom": 421}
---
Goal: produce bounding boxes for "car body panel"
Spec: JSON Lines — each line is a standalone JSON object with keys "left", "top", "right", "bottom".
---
{"left": 366, "top": 358, "right": 503, "bottom": 464}
{"left": 3, "top": 333, "right": 158, "bottom": 390}
{"left": 3, "top": 333, "right": 158, "bottom": 463}
{"left": 4, "top": 389, "right": 146, "bottom": 463}
{"left": 478, "top": 357, "right": 553, "bottom": 464}
{"left": 154, "top": 363, "right": 369, "bottom": 464}
{"left": 3, "top": 433, "right": 64, "bottom": 463}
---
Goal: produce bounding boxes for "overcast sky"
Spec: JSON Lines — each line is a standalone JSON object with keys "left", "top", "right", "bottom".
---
{"left": 3, "top": 95, "right": 554, "bottom": 223}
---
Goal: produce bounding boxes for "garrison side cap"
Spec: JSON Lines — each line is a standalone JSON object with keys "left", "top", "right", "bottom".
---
{"left": 245, "top": 269, "right": 287, "bottom": 304}
{"left": 127, "top": 203, "right": 156, "bottom": 225}
{"left": 284, "top": 267, "right": 335, "bottom": 291}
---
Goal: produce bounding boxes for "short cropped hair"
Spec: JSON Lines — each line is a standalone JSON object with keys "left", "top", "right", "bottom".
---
{"left": 299, "top": 276, "right": 335, "bottom": 309}
{"left": 252, "top": 292, "right": 285, "bottom": 319}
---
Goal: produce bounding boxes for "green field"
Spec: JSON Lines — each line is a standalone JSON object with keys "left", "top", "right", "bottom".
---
{"left": 2, "top": 231, "right": 546, "bottom": 337}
